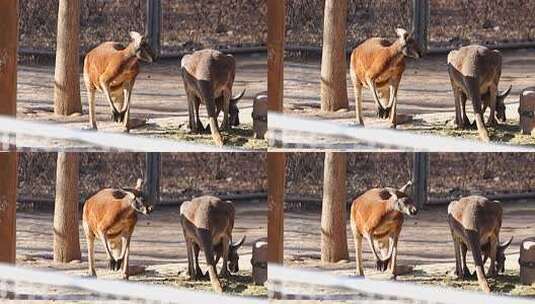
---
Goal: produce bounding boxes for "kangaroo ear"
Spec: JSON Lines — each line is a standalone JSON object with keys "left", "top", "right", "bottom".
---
{"left": 135, "top": 178, "right": 144, "bottom": 191}
{"left": 232, "top": 236, "right": 246, "bottom": 249}
{"left": 379, "top": 189, "right": 397, "bottom": 201}
{"left": 395, "top": 28, "right": 409, "bottom": 40}
{"left": 129, "top": 31, "right": 143, "bottom": 47}
{"left": 399, "top": 181, "right": 413, "bottom": 193}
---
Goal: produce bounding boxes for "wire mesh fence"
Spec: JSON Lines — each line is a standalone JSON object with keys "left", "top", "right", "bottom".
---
{"left": 286, "top": 0, "right": 412, "bottom": 49}
{"left": 20, "top": 0, "right": 147, "bottom": 54}
{"left": 428, "top": 0, "right": 535, "bottom": 49}
{"left": 285, "top": 152, "right": 535, "bottom": 206}
{"left": 18, "top": 0, "right": 266, "bottom": 58}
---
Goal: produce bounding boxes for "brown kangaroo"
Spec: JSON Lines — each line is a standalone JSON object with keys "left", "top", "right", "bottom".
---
{"left": 447, "top": 45, "right": 511, "bottom": 142}
{"left": 350, "top": 28, "right": 422, "bottom": 128}
{"left": 82, "top": 178, "right": 153, "bottom": 280}
{"left": 83, "top": 31, "right": 155, "bottom": 132}
{"left": 350, "top": 181, "right": 417, "bottom": 279}
{"left": 179, "top": 195, "right": 246, "bottom": 293}
{"left": 448, "top": 195, "right": 512, "bottom": 293}
{"left": 181, "top": 49, "right": 245, "bottom": 147}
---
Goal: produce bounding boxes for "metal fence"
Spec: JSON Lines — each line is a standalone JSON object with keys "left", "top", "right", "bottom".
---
{"left": 17, "top": 152, "right": 266, "bottom": 206}
{"left": 285, "top": 0, "right": 535, "bottom": 54}
{"left": 19, "top": 0, "right": 535, "bottom": 59}
{"left": 285, "top": 152, "right": 535, "bottom": 208}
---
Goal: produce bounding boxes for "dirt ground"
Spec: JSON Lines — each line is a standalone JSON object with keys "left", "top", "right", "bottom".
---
{"left": 16, "top": 54, "right": 267, "bottom": 150}
{"left": 12, "top": 203, "right": 267, "bottom": 300}
{"left": 281, "top": 48, "right": 535, "bottom": 148}
{"left": 281, "top": 200, "right": 535, "bottom": 301}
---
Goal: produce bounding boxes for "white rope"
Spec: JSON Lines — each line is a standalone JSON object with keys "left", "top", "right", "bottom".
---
{"left": 268, "top": 264, "right": 533, "bottom": 304}
{"left": 0, "top": 116, "right": 238, "bottom": 152}
{"left": 269, "top": 112, "right": 533, "bottom": 152}
{"left": 0, "top": 263, "right": 266, "bottom": 304}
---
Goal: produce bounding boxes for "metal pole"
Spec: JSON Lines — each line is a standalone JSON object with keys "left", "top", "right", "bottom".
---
{"left": 412, "top": 152, "right": 428, "bottom": 209}
{"left": 412, "top": 0, "right": 429, "bottom": 54}
{"left": 146, "top": 0, "right": 161, "bottom": 57}
{"left": 145, "top": 153, "right": 161, "bottom": 205}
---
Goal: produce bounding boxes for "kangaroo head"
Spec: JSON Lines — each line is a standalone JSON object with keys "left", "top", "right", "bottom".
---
{"left": 228, "top": 236, "right": 246, "bottom": 273}
{"left": 383, "top": 181, "right": 418, "bottom": 216}
{"left": 496, "top": 236, "right": 513, "bottom": 273}
{"left": 129, "top": 31, "right": 156, "bottom": 63}
{"left": 395, "top": 28, "right": 422, "bottom": 59}
{"left": 126, "top": 178, "right": 154, "bottom": 215}
{"left": 496, "top": 85, "right": 512, "bottom": 123}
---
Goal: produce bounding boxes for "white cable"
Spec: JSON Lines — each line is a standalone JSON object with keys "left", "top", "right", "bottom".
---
{"left": 269, "top": 112, "right": 533, "bottom": 152}
{"left": 268, "top": 264, "right": 533, "bottom": 304}
{"left": 0, "top": 116, "right": 239, "bottom": 152}
{"left": 0, "top": 263, "right": 266, "bottom": 304}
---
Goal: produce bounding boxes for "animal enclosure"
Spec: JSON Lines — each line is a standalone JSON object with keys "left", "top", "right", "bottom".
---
{"left": 13, "top": 152, "right": 267, "bottom": 298}
{"left": 282, "top": 152, "right": 535, "bottom": 298}
{"left": 286, "top": 152, "right": 535, "bottom": 206}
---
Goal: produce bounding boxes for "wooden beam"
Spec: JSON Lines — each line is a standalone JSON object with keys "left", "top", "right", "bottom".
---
{"left": 267, "top": 152, "right": 285, "bottom": 264}
{"left": 0, "top": 0, "right": 18, "bottom": 118}
{"left": 267, "top": 0, "right": 285, "bottom": 112}
{"left": 267, "top": 0, "right": 286, "bottom": 264}
{"left": 0, "top": 0, "right": 18, "bottom": 264}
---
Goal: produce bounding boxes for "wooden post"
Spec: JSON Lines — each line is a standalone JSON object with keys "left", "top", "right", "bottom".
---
{"left": 267, "top": 0, "right": 286, "bottom": 264}
{"left": 144, "top": 152, "right": 161, "bottom": 205}
{"left": 321, "top": 152, "right": 349, "bottom": 263}
{"left": 412, "top": 152, "right": 428, "bottom": 209}
{"left": 54, "top": 153, "right": 81, "bottom": 263}
{"left": 320, "top": 0, "right": 349, "bottom": 111}
{"left": 0, "top": 0, "right": 18, "bottom": 264}
{"left": 54, "top": 0, "right": 82, "bottom": 115}
{"left": 146, "top": 0, "right": 161, "bottom": 58}
{"left": 412, "top": 0, "right": 429, "bottom": 54}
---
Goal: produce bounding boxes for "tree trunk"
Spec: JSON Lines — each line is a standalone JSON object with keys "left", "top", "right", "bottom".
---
{"left": 321, "top": 152, "right": 348, "bottom": 263}
{"left": 320, "top": 0, "right": 349, "bottom": 112}
{"left": 54, "top": 0, "right": 82, "bottom": 115}
{"left": 0, "top": 0, "right": 18, "bottom": 264}
{"left": 54, "top": 153, "right": 81, "bottom": 263}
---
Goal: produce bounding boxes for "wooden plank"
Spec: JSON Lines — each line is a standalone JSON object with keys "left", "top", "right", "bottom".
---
{"left": 146, "top": 0, "right": 161, "bottom": 58}
{"left": 0, "top": 0, "right": 18, "bottom": 263}
{"left": 145, "top": 153, "right": 161, "bottom": 205}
